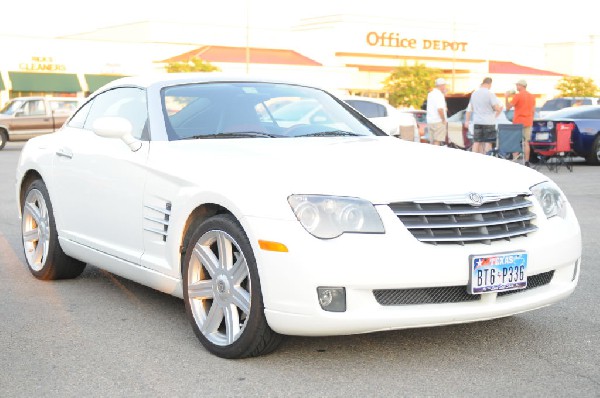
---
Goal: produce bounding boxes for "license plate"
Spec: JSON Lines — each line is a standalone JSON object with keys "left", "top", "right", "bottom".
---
{"left": 468, "top": 251, "right": 527, "bottom": 294}
{"left": 535, "top": 132, "right": 550, "bottom": 141}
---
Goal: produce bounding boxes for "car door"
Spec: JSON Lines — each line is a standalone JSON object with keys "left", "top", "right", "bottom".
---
{"left": 51, "top": 87, "right": 149, "bottom": 264}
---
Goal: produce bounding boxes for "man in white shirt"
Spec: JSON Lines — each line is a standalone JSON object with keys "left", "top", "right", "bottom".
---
{"left": 426, "top": 78, "right": 448, "bottom": 146}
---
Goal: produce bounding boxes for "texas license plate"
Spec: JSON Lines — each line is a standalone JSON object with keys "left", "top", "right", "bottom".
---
{"left": 468, "top": 251, "right": 528, "bottom": 294}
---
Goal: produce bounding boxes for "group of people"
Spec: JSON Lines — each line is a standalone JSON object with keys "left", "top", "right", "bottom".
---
{"left": 426, "top": 76, "right": 536, "bottom": 167}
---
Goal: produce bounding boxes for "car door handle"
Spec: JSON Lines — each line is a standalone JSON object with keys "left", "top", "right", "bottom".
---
{"left": 55, "top": 147, "right": 73, "bottom": 159}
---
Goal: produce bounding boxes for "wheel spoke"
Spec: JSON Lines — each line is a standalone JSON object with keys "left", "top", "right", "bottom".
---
{"left": 230, "top": 254, "right": 249, "bottom": 285}
{"left": 187, "top": 280, "right": 213, "bottom": 299}
{"left": 193, "top": 244, "right": 219, "bottom": 278}
{"left": 22, "top": 227, "right": 39, "bottom": 243}
{"left": 231, "top": 286, "right": 251, "bottom": 315}
{"left": 33, "top": 239, "right": 45, "bottom": 264}
{"left": 224, "top": 304, "right": 241, "bottom": 344}
{"left": 216, "top": 231, "right": 233, "bottom": 270}
{"left": 37, "top": 194, "right": 48, "bottom": 220}
{"left": 24, "top": 201, "right": 42, "bottom": 225}
{"left": 201, "top": 304, "right": 224, "bottom": 335}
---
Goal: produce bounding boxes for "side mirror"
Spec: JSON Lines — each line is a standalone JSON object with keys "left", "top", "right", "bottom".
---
{"left": 91, "top": 116, "right": 142, "bottom": 152}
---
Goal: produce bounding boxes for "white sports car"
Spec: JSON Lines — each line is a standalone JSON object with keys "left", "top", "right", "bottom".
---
{"left": 16, "top": 73, "right": 582, "bottom": 359}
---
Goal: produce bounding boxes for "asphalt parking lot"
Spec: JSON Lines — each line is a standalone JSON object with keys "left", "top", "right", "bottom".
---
{"left": 0, "top": 141, "right": 598, "bottom": 397}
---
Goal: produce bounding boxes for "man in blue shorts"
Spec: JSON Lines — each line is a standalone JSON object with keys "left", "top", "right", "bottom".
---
{"left": 465, "top": 77, "right": 503, "bottom": 154}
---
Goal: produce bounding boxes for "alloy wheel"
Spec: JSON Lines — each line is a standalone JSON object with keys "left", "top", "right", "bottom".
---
{"left": 22, "top": 189, "right": 50, "bottom": 271}
{"left": 187, "top": 229, "right": 251, "bottom": 346}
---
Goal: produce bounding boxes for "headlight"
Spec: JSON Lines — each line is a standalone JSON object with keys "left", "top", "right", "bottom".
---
{"left": 288, "top": 195, "right": 385, "bottom": 239}
{"left": 530, "top": 181, "right": 567, "bottom": 219}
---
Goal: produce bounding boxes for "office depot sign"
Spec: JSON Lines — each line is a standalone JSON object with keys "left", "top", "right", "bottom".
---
{"left": 366, "top": 32, "right": 468, "bottom": 52}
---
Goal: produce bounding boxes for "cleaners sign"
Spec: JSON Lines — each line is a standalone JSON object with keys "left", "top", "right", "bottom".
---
{"left": 19, "top": 56, "right": 67, "bottom": 72}
{"left": 366, "top": 32, "right": 468, "bottom": 52}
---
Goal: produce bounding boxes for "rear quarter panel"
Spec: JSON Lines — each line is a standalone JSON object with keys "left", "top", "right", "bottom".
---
{"left": 573, "top": 120, "right": 600, "bottom": 156}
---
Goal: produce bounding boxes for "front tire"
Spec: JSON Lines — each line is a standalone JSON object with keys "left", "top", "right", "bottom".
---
{"left": 182, "top": 214, "right": 282, "bottom": 358}
{"left": 21, "top": 179, "right": 86, "bottom": 280}
{"left": 0, "top": 130, "right": 7, "bottom": 150}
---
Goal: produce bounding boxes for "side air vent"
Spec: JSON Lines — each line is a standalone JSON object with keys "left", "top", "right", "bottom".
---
{"left": 144, "top": 202, "right": 171, "bottom": 242}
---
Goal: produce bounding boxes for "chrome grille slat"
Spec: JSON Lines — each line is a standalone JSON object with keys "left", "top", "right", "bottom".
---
{"left": 390, "top": 196, "right": 532, "bottom": 215}
{"left": 392, "top": 195, "right": 538, "bottom": 245}
{"left": 416, "top": 226, "right": 539, "bottom": 242}
{"left": 403, "top": 213, "right": 536, "bottom": 229}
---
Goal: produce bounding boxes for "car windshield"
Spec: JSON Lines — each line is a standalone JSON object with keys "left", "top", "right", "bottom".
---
{"left": 448, "top": 109, "right": 511, "bottom": 124}
{"left": 541, "top": 98, "right": 595, "bottom": 112}
{"left": 0, "top": 99, "right": 25, "bottom": 115}
{"left": 162, "top": 82, "right": 384, "bottom": 140}
{"left": 447, "top": 110, "right": 465, "bottom": 122}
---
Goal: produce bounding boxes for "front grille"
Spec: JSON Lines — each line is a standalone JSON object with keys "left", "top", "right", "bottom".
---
{"left": 497, "top": 270, "right": 554, "bottom": 297}
{"left": 374, "top": 285, "right": 480, "bottom": 305}
{"left": 373, "top": 270, "right": 555, "bottom": 305}
{"left": 390, "top": 195, "right": 538, "bottom": 245}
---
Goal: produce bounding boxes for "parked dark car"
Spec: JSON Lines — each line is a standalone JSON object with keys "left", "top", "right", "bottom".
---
{"left": 531, "top": 105, "right": 600, "bottom": 165}
{"left": 539, "top": 97, "right": 599, "bottom": 118}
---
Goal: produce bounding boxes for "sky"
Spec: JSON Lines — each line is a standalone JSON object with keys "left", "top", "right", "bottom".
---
{"left": 2, "top": 0, "right": 599, "bottom": 44}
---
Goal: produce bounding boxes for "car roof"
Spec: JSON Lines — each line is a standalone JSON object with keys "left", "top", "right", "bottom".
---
{"left": 8, "top": 96, "right": 79, "bottom": 101}
{"left": 339, "top": 95, "right": 392, "bottom": 105}
{"left": 100, "top": 73, "right": 324, "bottom": 92}
{"left": 542, "top": 104, "right": 600, "bottom": 118}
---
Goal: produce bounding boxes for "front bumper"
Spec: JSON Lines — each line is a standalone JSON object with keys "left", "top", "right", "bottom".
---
{"left": 246, "top": 201, "right": 581, "bottom": 337}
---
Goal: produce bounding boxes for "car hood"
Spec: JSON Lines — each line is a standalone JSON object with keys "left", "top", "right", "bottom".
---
{"left": 161, "top": 136, "right": 545, "bottom": 204}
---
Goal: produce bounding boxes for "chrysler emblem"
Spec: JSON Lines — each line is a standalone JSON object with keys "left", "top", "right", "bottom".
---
{"left": 468, "top": 192, "right": 484, "bottom": 206}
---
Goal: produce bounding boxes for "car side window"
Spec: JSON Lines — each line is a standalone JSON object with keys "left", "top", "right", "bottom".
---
{"left": 83, "top": 87, "right": 149, "bottom": 140}
{"left": 346, "top": 100, "right": 387, "bottom": 118}
{"left": 67, "top": 100, "right": 93, "bottom": 129}
{"left": 21, "top": 100, "right": 46, "bottom": 116}
{"left": 50, "top": 100, "right": 78, "bottom": 115}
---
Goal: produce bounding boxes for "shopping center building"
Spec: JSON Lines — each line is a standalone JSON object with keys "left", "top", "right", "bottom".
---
{"left": 1, "top": 14, "right": 598, "bottom": 110}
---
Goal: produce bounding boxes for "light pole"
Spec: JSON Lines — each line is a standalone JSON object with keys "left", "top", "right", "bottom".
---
{"left": 245, "top": 0, "right": 250, "bottom": 74}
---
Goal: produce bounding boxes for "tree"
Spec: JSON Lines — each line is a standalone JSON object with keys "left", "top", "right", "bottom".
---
{"left": 555, "top": 76, "right": 599, "bottom": 97}
{"left": 165, "top": 57, "right": 220, "bottom": 73}
{"left": 383, "top": 63, "right": 442, "bottom": 108}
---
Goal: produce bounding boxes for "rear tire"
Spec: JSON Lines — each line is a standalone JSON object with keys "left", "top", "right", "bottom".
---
{"left": 586, "top": 135, "right": 600, "bottom": 165}
{"left": 21, "top": 179, "right": 86, "bottom": 280}
{"left": 182, "top": 213, "right": 282, "bottom": 358}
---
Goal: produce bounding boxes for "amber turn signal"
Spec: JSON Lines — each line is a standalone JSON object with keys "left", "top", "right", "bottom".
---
{"left": 258, "top": 240, "right": 288, "bottom": 252}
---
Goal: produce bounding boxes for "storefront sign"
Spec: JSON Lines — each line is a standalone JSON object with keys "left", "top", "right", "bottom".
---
{"left": 366, "top": 32, "right": 468, "bottom": 52}
{"left": 19, "top": 56, "right": 67, "bottom": 72}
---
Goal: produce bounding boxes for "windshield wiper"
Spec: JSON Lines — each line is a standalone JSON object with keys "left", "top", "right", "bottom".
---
{"left": 183, "top": 132, "right": 279, "bottom": 140}
{"left": 299, "top": 130, "right": 362, "bottom": 137}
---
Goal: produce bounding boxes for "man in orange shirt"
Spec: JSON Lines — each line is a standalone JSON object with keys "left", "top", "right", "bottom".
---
{"left": 505, "top": 79, "right": 536, "bottom": 166}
